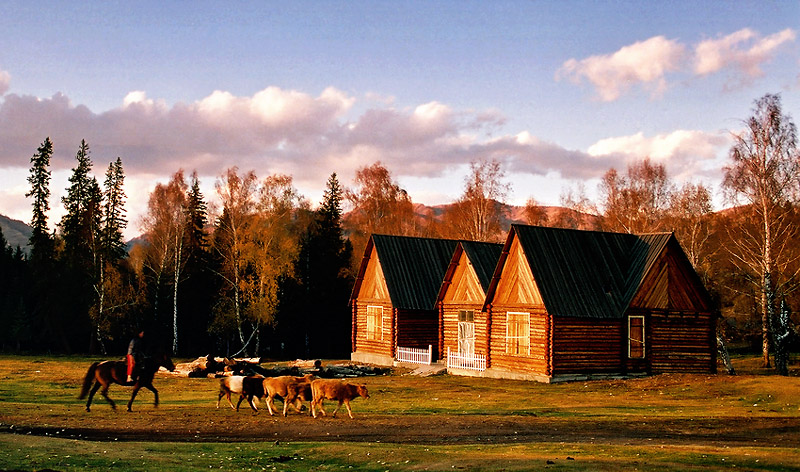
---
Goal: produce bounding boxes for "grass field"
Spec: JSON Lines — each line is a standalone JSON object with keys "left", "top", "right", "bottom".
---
{"left": 0, "top": 354, "right": 799, "bottom": 471}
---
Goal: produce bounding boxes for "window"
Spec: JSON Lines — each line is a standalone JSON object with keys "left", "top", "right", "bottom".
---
{"left": 366, "top": 306, "right": 383, "bottom": 340}
{"left": 629, "top": 315, "right": 645, "bottom": 358}
{"left": 506, "top": 312, "right": 530, "bottom": 355}
{"left": 458, "top": 310, "right": 475, "bottom": 357}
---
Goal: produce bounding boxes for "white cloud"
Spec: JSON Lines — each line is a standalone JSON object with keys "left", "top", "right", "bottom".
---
{"left": 0, "top": 69, "right": 10, "bottom": 96}
{"left": 556, "top": 36, "right": 686, "bottom": 101}
{"left": 694, "top": 28, "right": 796, "bottom": 79}
{"left": 587, "top": 129, "right": 730, "bottom": 179}
{"left": 0, "top": 84, "right": 735, "bottom": 237}
{"left": 559, "top": 28, "right": 797, "bottom": 100}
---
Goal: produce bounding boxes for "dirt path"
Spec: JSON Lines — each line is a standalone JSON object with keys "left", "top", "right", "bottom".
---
{"left": 3, "top": 410, "right": 797, "bottom": 447}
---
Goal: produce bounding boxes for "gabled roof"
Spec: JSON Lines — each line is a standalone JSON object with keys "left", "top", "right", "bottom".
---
{"left": 436, "top": 241, "right": 504, "bottom": 304}
{"left": 460, "top": 241, "right": 505, "bottom": 293}
{"left": 350, "top": 234, "right": 459, "bottom": 311}
{"left": 485, "top": 225, "right": 676, "bottom": 319}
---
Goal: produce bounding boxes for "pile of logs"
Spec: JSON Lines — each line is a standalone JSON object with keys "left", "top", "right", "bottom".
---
{"left": 173, "top": 355, "right": 391, "bottom": 379}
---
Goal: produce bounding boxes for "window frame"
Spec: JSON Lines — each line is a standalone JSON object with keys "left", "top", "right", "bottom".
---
{"left": 366, "top": 305, "right": 383, "bottom": 341}
{"left": 458, "top": 309, "right": 474, "bottom": 322}
{"left": 628, "top": 315, "right": 645, "bottom": 359}
{"left": 505, "top": 311, "right": 531, "bottom": 356}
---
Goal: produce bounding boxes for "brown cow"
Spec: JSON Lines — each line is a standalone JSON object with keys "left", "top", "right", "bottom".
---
{"left": 311, "top": 379, "right": 369, "bottom": 419}
{"left": 262, "top": 374, "right": 315, "bottom": 416}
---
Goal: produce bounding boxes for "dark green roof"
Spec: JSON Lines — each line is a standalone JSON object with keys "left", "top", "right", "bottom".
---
{"left": 371, "top": 234, "right": 459, "bottom": 311}
{"left": 459, "top": 241, "right": 504, "bottom": 293}
{"left": 508, "top": 225, "right": 672, "bottom": 319}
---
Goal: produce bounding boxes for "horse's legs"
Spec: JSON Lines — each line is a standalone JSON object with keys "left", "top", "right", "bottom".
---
{"left": 99, "top": 384, "right": 116, "bottom": 410}
{"left": 85, "top": 382, "right": 101, "bottom": 412}
{"left": 127, "top": 385, "right": 141, "bottom": 412}
{"left": 145, "top": 383, "right": 159, "bottom": 407}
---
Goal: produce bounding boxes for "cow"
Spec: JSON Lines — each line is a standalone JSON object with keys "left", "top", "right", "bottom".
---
{"left": 310, "top": 379, "right": 369, "bottom": 419}
{"left": 216, "top": 375, "right": 245, "bottom": 410}
{"left": 216, "top": 375, "right": 265, "bottom": 411}
{"left": 238, "top": 375, "right": 267, "bottom": 412}
{"left": 262, "top": 374, "right": 315, "bottom": 416}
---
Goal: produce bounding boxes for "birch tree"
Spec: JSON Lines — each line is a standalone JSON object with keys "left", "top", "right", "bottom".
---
{"left": 722, "top": 93, "right": 800, "bottom": 368}
{"left": 212, "top": 167, "right": 258, "bottom": 354}
{"left": 443, "top": 159, "right": 511, "bottom": 242}
{"left": 140, "top": 171, "right": 189, "bottom": 354}
{"left": 600, "top": 157, "right": 672, "bottom": 234}
{"left": 242, "top": 174, "right": 304, "bottom": 353}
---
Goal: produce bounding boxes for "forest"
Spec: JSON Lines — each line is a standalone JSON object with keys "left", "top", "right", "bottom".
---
{"left": 0, "top": 93, "right": 797, "bottom": 374}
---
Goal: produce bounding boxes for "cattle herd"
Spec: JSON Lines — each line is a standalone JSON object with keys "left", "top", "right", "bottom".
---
{"left": 217, "top": 374, "right": 369, "bottom": 419}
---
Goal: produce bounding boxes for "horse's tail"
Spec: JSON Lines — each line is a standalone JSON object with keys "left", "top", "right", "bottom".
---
{"left": 78, "top": 362, "right": 100, "bottom": 399}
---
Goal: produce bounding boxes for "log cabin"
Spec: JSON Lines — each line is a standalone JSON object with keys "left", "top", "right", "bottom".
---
{"left": 350, "top": 234, "right": 459, "bottom": 366}
{"left": 436, "top": 241, "right": 503, "bottom": 374}
{"left": 473, "top": 225, "right": 716, "bottom": 382}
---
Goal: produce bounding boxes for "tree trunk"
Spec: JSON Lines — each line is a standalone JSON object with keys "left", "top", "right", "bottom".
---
{"left": 760, "top": 200, "right": 772, "bottom": 368}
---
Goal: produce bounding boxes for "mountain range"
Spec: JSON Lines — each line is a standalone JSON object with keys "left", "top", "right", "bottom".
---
{"left": 0, "top": 214, "right": 32, "bottom": 252}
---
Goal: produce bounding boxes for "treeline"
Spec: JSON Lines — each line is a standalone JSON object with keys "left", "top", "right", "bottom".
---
{"left": 0, "top": 141, "right": 353, "bottom": 359}
{"left": 0, "top": 94, "right": 797, "bottom": 371}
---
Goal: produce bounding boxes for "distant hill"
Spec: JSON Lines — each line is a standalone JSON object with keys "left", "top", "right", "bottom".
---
{"left": 346, "top": 201, "right": 601, "bottom": 236}
{"left": 0, "top": 214, "right": 32, "bottom": 252}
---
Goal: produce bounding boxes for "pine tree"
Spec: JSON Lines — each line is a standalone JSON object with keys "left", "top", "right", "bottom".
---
{"left": 26, "top": 137, "right": 54, "bottom": 262}
{"left": 59, "top": 140, "right": 104, "bottom": 352}
{"left": 102, "top": 157, "right": 127, "bottom": 262}
{"left": 60, "top": 140, "right": 102, "bottom": 269}
{"left": 179, "top": 171, "right": 215, "bottom": 354}
{"left": 289, "top": 173, "right": 353, "bottom": 357}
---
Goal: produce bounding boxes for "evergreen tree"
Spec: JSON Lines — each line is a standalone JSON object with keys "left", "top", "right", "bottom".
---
{"left": 26, "top": 137, "right": 54, "bottom": 262}
{"left": 102, "top": 157, "right": 127, "bottom": 262}
{"left": 287, "top": 173, "right": 353, "bottom": 357}
{"left": 179, "top": 171, "right": 215, "bottom": 355}
{"left": 60, "top": 140, "right": 103, "bottom": 269}
{"left": 59, "top": 140, "right": 103, "bottom": 352}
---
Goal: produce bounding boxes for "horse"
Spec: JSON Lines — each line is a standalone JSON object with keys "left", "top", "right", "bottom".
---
{"left": 79, "top": 353, "right": 175, "bottom": 412}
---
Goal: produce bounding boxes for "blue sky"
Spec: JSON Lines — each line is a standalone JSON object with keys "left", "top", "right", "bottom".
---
{"left": 1, "top": 1, "right": 798, "bottom": 238}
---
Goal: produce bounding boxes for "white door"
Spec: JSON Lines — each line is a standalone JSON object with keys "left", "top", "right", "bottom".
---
{"left": 458, "top": 321, "right": 475, "bottom": 357}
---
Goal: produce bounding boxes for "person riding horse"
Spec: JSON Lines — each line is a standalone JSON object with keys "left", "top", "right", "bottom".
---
{"left": 127, "top": 330, "right": 145, "bottom": 384}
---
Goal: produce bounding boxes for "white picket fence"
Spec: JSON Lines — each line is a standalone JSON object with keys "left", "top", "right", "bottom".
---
{"left": 395, "top": 345, "right": 433, "bottom": 365}
{"left": 446, "top": 347, "right": 487, "bottom": 371}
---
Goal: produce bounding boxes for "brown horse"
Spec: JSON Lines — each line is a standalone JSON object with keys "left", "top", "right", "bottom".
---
{"left": 79, "top": 353, "right": 175, "bottom": 412}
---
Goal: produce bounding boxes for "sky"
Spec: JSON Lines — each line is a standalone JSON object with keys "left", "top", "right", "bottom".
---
{"left": 0, "top": 1, "right": 798, "bottom": 239}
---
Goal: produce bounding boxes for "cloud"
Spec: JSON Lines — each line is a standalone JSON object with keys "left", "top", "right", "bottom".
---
{"left": 0, "top": 85, "right": 732, "bottom": 236}
{"left": 0, "top": 69, "right": 9, "bottom": 96}
{"left": 694, "top": 28, "right": 796, "bottom": 83}
{"left": 556, "top": 36, "right": 686, "bottom": 101}
{"left": 559, "top": 28, "right": 797, "bottom": 100}
{"left": 587, "top": 129, "right": 730, "bottom": 179}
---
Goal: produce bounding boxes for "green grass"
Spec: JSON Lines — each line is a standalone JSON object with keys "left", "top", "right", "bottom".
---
{"left": 2, "top": 434, "right": 799, "bottom": 472}
{"left": 0, "top": 354, "right": 799, "bottom": 471}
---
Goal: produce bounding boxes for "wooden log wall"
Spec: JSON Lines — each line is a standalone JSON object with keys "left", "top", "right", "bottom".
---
{"left": 644, "top": 310, "right": 716, "bottom": 373}
{"left": 551, "top": 317, "right": 623, "bottom": 374}
{"left": 488, "top": 307, "right": 548, "bottom": 375}
{"left": 396, "top": 309, "right": 440, "bottom": 358}
{"left": 352, "top": 300, "right": 394, "bottom": 358}
{"left": 441, "top": 303, "right": 488, "bottom": 357}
